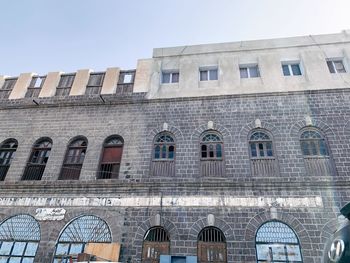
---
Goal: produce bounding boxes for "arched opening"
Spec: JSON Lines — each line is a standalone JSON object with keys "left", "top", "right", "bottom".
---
{"left": 0, "top": 214, "right": 40, "bottom": 262}
{"left": 0, "top": 139, "right": 18, "bottom": 180}
{"left": 255, "top": 221, "right": 302, "bottom": 262}
{"left": 53, "top": 215, "right": 111, "bottom": 262}
{"left": 198, "top": 227, "right": 227, "bottom": 263}
{"left": 59, "top": 137, "right": 88, "bottom": 180}
{"left": 151, "top": 132, "right": 176, "bottom": 176}
{"left": 97, "top": 136, "right": 124, "bottom": 179}
{"left": 22, "top": 138, "right": 52, "bottom": 180}
{"left": 142, "top": 227, "right": 170, "bottom": 263}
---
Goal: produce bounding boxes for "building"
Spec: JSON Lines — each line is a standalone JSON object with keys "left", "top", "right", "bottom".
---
{"left": 0, "top": 30, "right": 350, "bottom": 263}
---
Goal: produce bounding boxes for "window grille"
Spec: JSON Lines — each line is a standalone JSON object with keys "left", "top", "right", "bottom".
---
{"left": 256, "top": 221, "right": 302, "bottom": 262}
{"left": 97, "top": 136, "right": 123, "bottom": 179}
{"left": 56, "top": 74, "right": 75, "bottom": 96}
{"left": 85, "top": 72, "right": 105, "bottom": 95}
{"left": 142, "top": 227, "right": 170, "bottom": 263}
{"left": 198, "top": 227, "right": 226, "bottom": 263}
{"left": 0, "top": 78, "right": 17, "bottom": 99}
{"left": 0, "top": 139, "right": 18, "bottom": 181}
{"left": 59, "top": 138, "right": 88, "bottom": 180}
{"left": 25, "top": 76, "right": 46, "bottom": 98}
{"left": 0, "top": 214, "right": 40, "bottom": 262}
{"left": 54, "top": 215, "right": 111, "bottom": 263}
{"left": 22, "top": 139, "right": 52, "bottom": 180}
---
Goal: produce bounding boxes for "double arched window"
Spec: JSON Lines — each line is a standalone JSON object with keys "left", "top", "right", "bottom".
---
{"left": 299, "top": 128, "right": 334, "bottom": 176}
{"left": 151, "top": 133, "right": 175, "bottom": 176}
{"left": 200, "top": 133, "right": 223, "bottom": 160}
{"left": 248, "top": 130, "right": 278, "bottom": 176}
{"left": 255, "top": 221, "right": 302, "bottom": 262}
{"left": 22, "top": 138, "right": 52, "bottom": 180}
{"left": 200, "top": 131, "right": 224, "bottom": 176}
{"left": 198, "top": 227, "right": 226, "bottom": 263}
{"left": 98, "top": 136, "right": 124, "bottom": 179}
{"left": 0, "top": 139, "right": 18, "bottom": 180}
{"left": 0, "top": 214, "right": 41, "bottom": 262}
{"left": 54, "top": 215, "right": 111, "bottom": 263}
{"left": 59, "top": 137, "right": 88, "bottom": 180}
{"left": 154, "top": 133, "right": 175, "bottom": 160}
{"left": 249, "top": 131, "right": 273, "bottom": 158}
{"left": 300, "top": 130, "right": 329, "bottom": 156}
{"left": 142, "top": 227, "right": 170, "bottom": 263}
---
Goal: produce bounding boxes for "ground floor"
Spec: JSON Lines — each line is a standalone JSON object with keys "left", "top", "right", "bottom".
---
{"left": 0, "top": 189, "right": 345, "bottom": 263}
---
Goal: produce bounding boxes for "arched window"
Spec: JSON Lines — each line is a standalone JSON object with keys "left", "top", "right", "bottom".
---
{"left": 151, "top": 133, "right": 175, "bottom": 177}
{"left": 249, "top": 131, "right": 273, "bottom": 158}
{"left": 200, "top": 132, "right": 224, "bottom": 176}
{"left": 54, "top": 215, "right": 111, "bottom": 263}
{"left": 0, "top": 214, "right": 40, "bottom": 262}
{"left": 142, "top": 227, "right": 170, "bottom": 263}
{"left": 98, "top": 136, "right": 124, "bottom": 179}
{"left": 22, "top": 138, "right": 52, "bottom": 180}
{"left": 0, "top": 139, "right": 18, "bottom": 181}
{"left": 59, "top": 137, "right": 88, "bottom": 180}
{"left": 198, "top": 227, "right": 226, "bottom": 263}
{"left": 300, "top": 130, "right": 329, "bottom": 156}
{"left": 201, "top": 133, "right": 223, "bottom": 160}
{"left": 255, "top": 221, "right": 302, "bottom": 263}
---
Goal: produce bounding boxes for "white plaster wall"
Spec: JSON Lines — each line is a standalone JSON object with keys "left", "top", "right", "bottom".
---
{"left": 145, "top": 31, "right": 350, "bottom": 99}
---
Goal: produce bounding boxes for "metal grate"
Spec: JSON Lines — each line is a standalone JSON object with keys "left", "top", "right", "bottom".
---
{"left": 256, "top": 221, "right": 298, "bottom": 244}
{"left": 144, "top": 227, "right": 169, "bottom": 242}
{"left": 59, "top": 215, "right": 111, "bottom": 243}
{"left": 198, "top": 227, "right": 225, "bottom": 243}
{"left": 0, "top": 215, "right": 40, "bottom": 241}
{"left": 22, "top": 139, "right": 52, "bottom": 181}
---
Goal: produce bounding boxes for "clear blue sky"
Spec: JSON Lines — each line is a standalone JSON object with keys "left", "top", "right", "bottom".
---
{"left": 1, "top": 0, "right": 349, "bottom": 76}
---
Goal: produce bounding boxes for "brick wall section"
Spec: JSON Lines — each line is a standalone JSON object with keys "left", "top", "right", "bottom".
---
{"left": 0, "top": 90, "right": 349, "bottom": 262}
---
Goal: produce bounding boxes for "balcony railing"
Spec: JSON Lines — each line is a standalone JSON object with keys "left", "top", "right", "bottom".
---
{"left": 151, "top": 160, "right": 175, "bottom": 177}
{"left": 304, "top": 156, "right": 335, "bottom": 176}
{"left": 251, "top": 157, "right": 279, "bottom": 177}
{"left": 97, "top": 163, "right": 120, "bottom": 179}
{"left": 0, "top": 165, "right": 9, "bottom": 181}
{"left": 59, "top": 164, "right": 82, "bottom": 180}
{"left": 200, "top": 160, "right": 225, "bottom": 177}
{"left": 22, "top": 164, "right": 46, "bottom": 180}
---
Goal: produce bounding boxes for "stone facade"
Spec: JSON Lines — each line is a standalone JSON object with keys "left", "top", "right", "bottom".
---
{"left": 1, "top": 31, "right": 350, "bottom": 263}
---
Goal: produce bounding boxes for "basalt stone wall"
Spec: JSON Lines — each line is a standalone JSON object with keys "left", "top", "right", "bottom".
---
{"left": 0, "top": 89, "right": 348, "bottom": 262}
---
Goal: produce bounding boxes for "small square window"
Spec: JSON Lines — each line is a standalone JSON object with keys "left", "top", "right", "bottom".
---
{"left": 239, "top": 65, "right": 260, "bottom": 78}
{"left": 123, "top": 74, "right": 133, "bottom": 83}
{"left": 162, "top": 71, "right": 179, "bottom": 84}
{"left": 327, "top": 59, "right": 346, "bottom": 73}
{"left": 199, "top": 68, "right": 218, "bottom": 81}
{"left": 281, "top": 63, "right": 302, "bottom": 76}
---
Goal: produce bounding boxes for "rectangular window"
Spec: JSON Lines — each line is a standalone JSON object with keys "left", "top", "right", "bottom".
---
{"left": 85, "top": 72, "right": 105, "bottom": 95}
{"left": 0, "top": 78, "right": 17, "bottom": 99}
{"left": 281, "top": 63, "right": 302, "bottom": 76}
{"left": 25, "top": 76, "right": 46, "bottom": 98}
{"left": 162, "top": 71, "right": 179, "bottom": 84}
{"left": 199, "top": 68, "right": 218, "bottom": 81}
{"left": 240, "top": 65, "right": 260, "bottom": 78}
{"left": 327, "top": 59, "right": 346, "bottom": 73}
{"left": 56, "top": 74, "right": 75, "bottom": 96}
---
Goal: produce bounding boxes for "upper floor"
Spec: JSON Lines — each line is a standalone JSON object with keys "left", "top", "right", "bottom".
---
{"left": 2, "top": 30, "right": 350, "bottom": 101}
